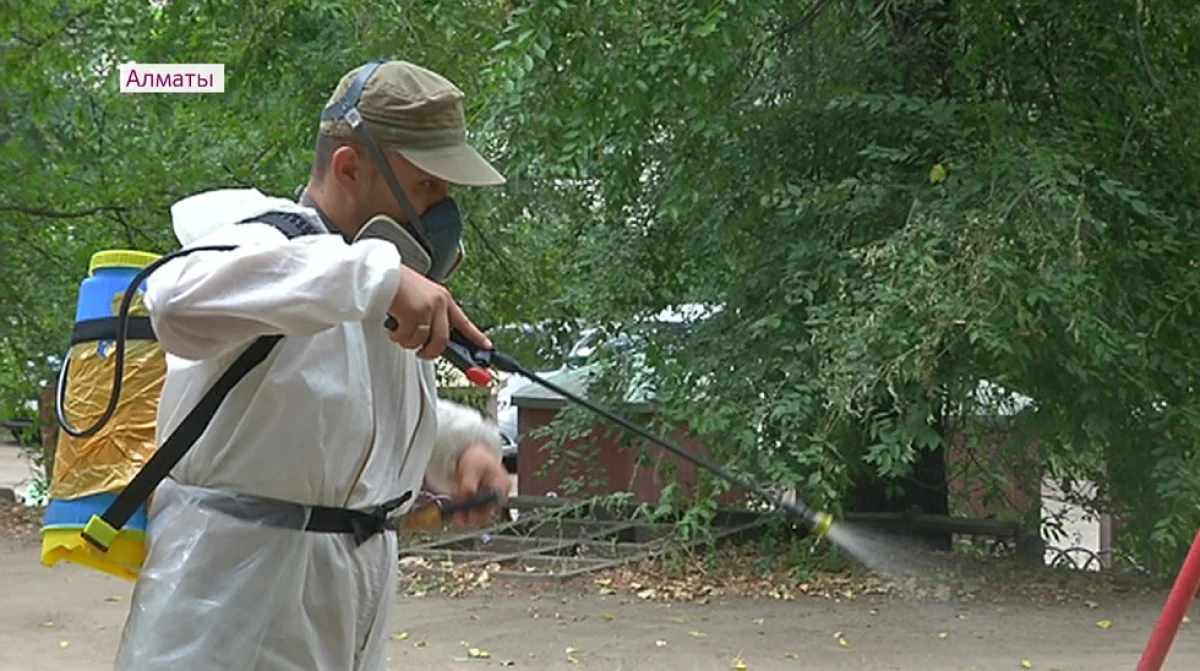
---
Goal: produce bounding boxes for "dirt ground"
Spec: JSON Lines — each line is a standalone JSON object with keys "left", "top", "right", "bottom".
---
{"left": 2, "top": 533, "right": 1198, "bottom": 671}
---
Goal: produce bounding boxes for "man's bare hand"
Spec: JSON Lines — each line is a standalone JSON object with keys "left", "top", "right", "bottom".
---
{"left": 450, "top": 443, "right": 511, "bottom": 527}
{"left": 387, "top": 265, "right": 491, "bottom": 359}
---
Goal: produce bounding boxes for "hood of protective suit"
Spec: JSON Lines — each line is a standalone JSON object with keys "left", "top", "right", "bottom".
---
{"left": 171, "top": 188, "right": 320, "bottom": 247}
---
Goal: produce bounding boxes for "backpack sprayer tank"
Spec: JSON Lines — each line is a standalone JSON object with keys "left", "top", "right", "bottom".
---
{"left": 40, "top": 250, "right": 166, "bottom": 580}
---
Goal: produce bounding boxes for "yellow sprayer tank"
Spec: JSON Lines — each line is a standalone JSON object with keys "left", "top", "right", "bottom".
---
{"left": 40, "top": 250, "right": 165, "bottom": 580}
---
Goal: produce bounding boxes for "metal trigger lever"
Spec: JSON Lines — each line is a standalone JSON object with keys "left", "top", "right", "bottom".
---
{"left": 383, "top": 316, "right": 496, "bottom": 387}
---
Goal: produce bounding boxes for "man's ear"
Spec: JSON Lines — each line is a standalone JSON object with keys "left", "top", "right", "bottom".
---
{"left": 329, "top": 144, "right": 370, "bottom": 195}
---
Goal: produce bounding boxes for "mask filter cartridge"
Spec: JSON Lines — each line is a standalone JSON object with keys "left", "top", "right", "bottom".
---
{"left": 353, "top": 214, "right": 432, "bottom": 276}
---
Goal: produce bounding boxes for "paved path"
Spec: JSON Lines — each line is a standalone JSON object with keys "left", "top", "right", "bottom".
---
{"left": 1, "top": 533, "right": 1198, "bottom": 670}
{"left": 0, "top": 441, "right": 39, "bottom": 504}
{"left": 3, "top": 441, "right": 1198, "bottom": 669}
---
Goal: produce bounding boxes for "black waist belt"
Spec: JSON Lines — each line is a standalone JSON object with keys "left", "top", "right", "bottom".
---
{"left": 304, "top": 492, "right": 414, "bottom": 546}
{"left": 185, "top": 483, "right": 414, "bottom": 547}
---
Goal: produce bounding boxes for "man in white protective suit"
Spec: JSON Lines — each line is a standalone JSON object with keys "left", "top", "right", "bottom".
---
{"left": 113, "top": 59, "right": 513, "bottom": 670}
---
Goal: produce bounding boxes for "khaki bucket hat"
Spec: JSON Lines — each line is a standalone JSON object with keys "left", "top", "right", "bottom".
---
{"left": 318, "top": 60, "right": 505, "bottom": 187}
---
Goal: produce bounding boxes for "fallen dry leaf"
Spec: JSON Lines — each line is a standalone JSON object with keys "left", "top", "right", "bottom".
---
{"left": 838, "top": 637, "right": 849, "bottom": 648}
{"left": 496, "top": 537, "right": 1157, "bottom": 607}
{"left": 752, "top": 617, "right": 765, "bottom": 625}
{"left": 501, "top": 661, "right": 515, "bottom": 667}
{"left": 59, "top": 641, "right": 70, "bottom": 649}
{"left": 38, "top": 621, "right": 55, "bottom": 628}
{"left": 784, "top": 652, "right": 799, "bottom": 659}
{"left": 414, "top": 640, "right": 427, "bottom": 648}
{"left": 601, "top": 613, "right": 615, "bottom": 621}
{"left": 1096, "top": 619, "right": 1112, "bottom": 629}
{"left": 1020, "top": 659, "right": 1034, "bottom": 669}
{"left": 390, "top": 632, "right": 410, "bottom": 641}
{"left": 467, "top": 648, "right": 490, "bottom": 659}
{"left": 938, "top": 631, "right": 949, "bottom": 639}
{"left": 105, "top": 595, "right": 123, "bottom": 602}
{"left": 689, "top": 631, "right": 708, "bottom": 638}
{"left": 732, "top": 658, "right": 748, "bottom": 670}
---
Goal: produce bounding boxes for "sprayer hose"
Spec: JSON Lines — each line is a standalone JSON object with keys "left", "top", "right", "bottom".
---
{"left": 55, "top": 245, "right": 237, "bottom": 439}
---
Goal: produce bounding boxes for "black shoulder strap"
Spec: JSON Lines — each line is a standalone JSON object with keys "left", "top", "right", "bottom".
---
{"left": 241, "top": 209, "right": 327, "bottom": 238}
{"left": 83, "top": 210, "right": 328, "bottom": 551}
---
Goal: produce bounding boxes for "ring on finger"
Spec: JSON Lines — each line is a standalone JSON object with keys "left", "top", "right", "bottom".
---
{"left": 415, "top": 323, "right": 434, "bottom": 347}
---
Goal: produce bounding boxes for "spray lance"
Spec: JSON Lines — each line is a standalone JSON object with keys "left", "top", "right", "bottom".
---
{"left": 50, "top": 241, "right": 831, "bottom": 540}
{"left": 389, "top": 319, "right": 836, "bottom": 540}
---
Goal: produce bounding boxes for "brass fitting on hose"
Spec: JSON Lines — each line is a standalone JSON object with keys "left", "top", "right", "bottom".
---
{"left": 398, "top": 490, "right": 504, "bottom": 532}
{"left": 811, "top": 511, "right": 834, "bottom": 539}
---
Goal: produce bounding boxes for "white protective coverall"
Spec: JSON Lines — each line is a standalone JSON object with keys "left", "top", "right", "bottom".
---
{"left": 112, "top": 188, "right": 502, "bottom": 671}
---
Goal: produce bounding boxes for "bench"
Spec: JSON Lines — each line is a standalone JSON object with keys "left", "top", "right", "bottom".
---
{"left": 1, "top": 419, "right": 33, "bottom": 442}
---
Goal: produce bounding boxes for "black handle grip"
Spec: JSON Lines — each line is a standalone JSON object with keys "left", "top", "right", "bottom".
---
{"left": 382, "top": 316, "right": 498, "bottom": 386}
{"left": 439, "top": 489, "right": 503, "bottom": 516}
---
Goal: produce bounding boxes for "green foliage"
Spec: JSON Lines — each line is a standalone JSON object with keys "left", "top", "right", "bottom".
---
{"left": 3, "top": 0, "right": 1199, "bottom": 572}
{"left": 485, "top": 0, "right": 1200, "bottom": 570}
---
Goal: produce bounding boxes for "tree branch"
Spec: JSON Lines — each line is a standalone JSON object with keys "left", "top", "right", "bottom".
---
{"left": 777, "top": 0, "right": 834, "bottom": 41}
{"left": 11, "top": 237, "right": 75, "bottom": 277}
{"left": 222, "top": 143, "right": 279, "bottom": 188}
{"left": 221, "top": 161, "right": 255, "bottom": 187}
{"left": 466, "top": 214, "right": 523, "bottom": 280}
{"left": 0, "top": 204, "right": 127, "bottom": 219}
{"left": 1134, "top": 0, "right": 1170, "bottom": 105}
{"left": 104, "top": 207, "right": 157, "bottom": 249}
{"left": 11, "top": 8, "right": 92, "bottom": 53}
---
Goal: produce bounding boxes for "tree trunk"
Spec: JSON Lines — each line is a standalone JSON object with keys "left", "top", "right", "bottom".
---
{"left": 37, "top": 380, "right": 58, "bottom": 486}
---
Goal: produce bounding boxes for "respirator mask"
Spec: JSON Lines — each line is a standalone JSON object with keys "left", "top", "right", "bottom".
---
{"left": 317, "top": 59, "right": 466, "bottom": 284}
{"left": 353, "top": 202, "right": 464, "bottom": 282}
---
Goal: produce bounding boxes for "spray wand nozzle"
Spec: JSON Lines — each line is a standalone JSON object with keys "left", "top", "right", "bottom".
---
{"left": 401, "top": 318, "right": 835, "bottom": 540}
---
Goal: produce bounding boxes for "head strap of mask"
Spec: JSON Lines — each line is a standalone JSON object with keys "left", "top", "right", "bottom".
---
{"left": 319, "top": 59, "right": 465, "bottom": 283}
